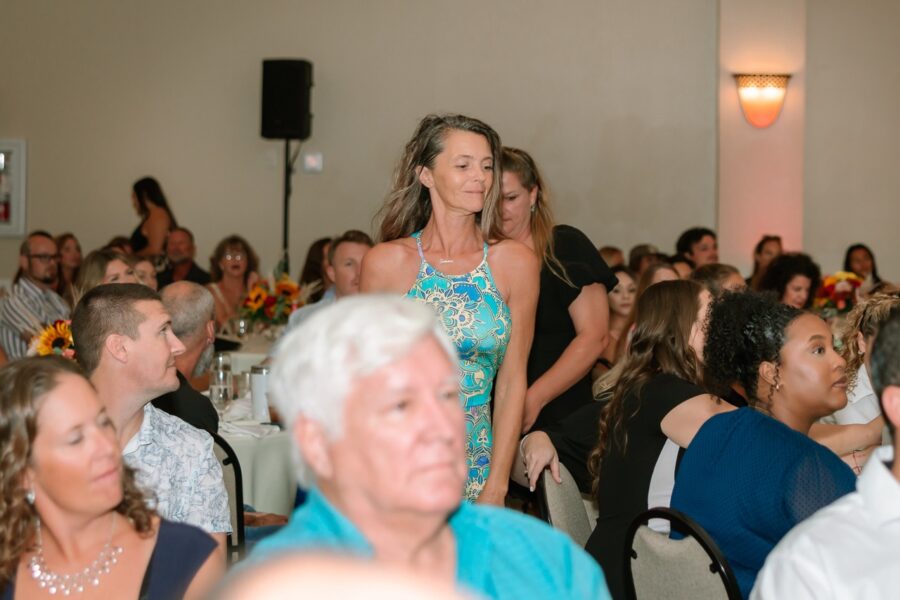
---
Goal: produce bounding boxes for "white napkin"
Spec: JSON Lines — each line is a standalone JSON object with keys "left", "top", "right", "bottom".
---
{"left": 223, "top": 396, "right": 253, "bottom": 421}
{"left": 219, "top": 420, "right": 280, "bottom": 438}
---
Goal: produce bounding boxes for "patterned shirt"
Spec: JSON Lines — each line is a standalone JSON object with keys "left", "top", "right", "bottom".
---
{"left": 122, "top": 403, "right": 231, "bottom": 534}
{"left": 0, "top": 277, "right": 69, "bottom": 359}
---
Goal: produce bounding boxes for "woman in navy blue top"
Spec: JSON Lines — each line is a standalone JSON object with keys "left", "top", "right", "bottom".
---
{"left": 0, "top": 357, "right": 220, "bottom": 600}
{"left": 670, "top": 292, "right": 856, "bottom": 598}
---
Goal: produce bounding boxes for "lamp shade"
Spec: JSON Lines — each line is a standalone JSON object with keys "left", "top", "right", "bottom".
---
{"left": 734, "top": 74, "right": 791, "bottom": 128}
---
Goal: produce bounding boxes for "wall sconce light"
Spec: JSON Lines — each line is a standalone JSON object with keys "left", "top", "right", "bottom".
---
{"left": 734, "top": 74, "right": 791, "bottom": 128}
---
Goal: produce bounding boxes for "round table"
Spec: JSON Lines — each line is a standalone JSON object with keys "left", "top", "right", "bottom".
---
{"left": 220, "top": 428, "right": 296, "bottom": 516}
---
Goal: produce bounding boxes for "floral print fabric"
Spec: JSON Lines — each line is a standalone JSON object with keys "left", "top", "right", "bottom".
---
{"left": 406, "top": 231, "right": 511, "bottom": 499}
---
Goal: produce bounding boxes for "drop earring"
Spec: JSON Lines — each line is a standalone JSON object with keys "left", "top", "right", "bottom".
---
{"left": 26, "top": 488, "right": 35, "bottom": 505}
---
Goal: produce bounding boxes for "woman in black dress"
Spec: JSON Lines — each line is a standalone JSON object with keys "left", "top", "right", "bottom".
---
{"left": 499, "top": 147, "right": 618, "bottom": 433}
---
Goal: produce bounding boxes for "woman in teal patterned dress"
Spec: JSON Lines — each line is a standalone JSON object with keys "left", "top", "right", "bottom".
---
{"left": 361, "top": 114, "right": 539, "bottom": 504}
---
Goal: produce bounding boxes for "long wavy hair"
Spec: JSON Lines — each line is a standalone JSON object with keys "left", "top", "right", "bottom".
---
{"left": 588, "top": 280, "right": 705, "bottom": 487}
{"left": 499, "top": 147, "right": 572, "bottom": 285}
{"left": 0, "top": 357, "right": 155, "bottom": 589}
{"left": 376, "top": 114, "right": 504, "bottom": 243}
{"left": 839, "top": 292, "right": 900, "bottom": 390}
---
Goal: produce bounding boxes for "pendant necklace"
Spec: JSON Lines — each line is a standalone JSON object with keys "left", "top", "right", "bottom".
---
{"left": 29, "top": 512, "right": 124, "bottom": 595}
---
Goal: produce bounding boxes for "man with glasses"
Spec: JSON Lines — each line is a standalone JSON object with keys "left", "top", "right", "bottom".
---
{"left": 0, "top": 230, "right": 70, "bottom": 359}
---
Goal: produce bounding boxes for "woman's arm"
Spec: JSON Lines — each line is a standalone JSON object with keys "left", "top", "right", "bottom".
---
{"left": 660, "top": 394, "right": 735, "bottom": 448}
{"left": 477, "top": 243, "right": 540, "bottom": 506}
{"left": 522, "top": 283, "right": 609, "bottom": 431}
{"left": 809, "top": 417, "right": 884, "bottom": 457}
{"left": 182, "top": 537, "right": 226, "bottom": 600}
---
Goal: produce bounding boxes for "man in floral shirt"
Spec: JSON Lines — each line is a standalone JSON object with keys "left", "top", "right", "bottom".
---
{"left": 71, "top": 283, "right": 231, "bottom": 556}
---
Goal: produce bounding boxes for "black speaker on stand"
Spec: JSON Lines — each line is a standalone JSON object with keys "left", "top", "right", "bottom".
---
{"left": 261, "top": 59, "right": 313, "bottom": 275}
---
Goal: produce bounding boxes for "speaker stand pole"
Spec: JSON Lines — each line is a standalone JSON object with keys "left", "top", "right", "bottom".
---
{"left": 281, "top": 138, "right": 292, "bottom": 276}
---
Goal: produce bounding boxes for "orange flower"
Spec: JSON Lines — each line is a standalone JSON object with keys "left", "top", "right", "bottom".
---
{"left": 30, "top": 320, "right": 75, "bottom": 358}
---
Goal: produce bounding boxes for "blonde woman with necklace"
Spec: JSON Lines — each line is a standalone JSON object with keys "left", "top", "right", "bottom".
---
{"left": 0, "top": 358, "right": 221, "bottom": 599}
{"left": 361, "top": 114, "right": 539, "bottom": 505}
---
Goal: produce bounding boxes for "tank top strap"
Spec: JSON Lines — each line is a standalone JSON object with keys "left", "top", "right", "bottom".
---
{"left": 482, "top": 240, "right": 489, "bottom": 261}
{"left": 412, "top": 230, "right": 426, "bottom": 262}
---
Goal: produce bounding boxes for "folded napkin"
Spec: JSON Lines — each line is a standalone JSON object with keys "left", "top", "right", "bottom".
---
{"left": 223, "top": 396, "right": 253, "bottom": 421}
{"left": 219, "top": 420, "right": 280, "bottom": 438}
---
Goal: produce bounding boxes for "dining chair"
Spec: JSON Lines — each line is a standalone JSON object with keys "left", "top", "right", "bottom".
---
{"left": 624, "top": 507, "right": 741, "bottom": 600}
{"left": 536, "top": 462, "right": 595, "bottom": 547}
{"left": 211, "top": 432, "right": 246, "bottom": 564}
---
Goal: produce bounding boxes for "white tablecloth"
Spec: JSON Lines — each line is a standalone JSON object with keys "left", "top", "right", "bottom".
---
{"left": 217, "top": 395, "right": 295, "bottom": 515}
{"left": 220, "top": 428, "right": 296, "bottom": 516}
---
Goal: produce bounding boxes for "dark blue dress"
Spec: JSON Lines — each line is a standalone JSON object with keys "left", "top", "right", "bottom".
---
{"left": 1, "top": 519, "right": 216, "bottom": 600}
{"left": 670, "top": 408, "right": 856, "bottom": 598}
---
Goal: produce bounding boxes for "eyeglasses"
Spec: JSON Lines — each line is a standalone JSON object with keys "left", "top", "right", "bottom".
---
{"left": 224, "top": 253, "right": 245, "bottom": 261}
{"left": 29, "top": 254, "right": 60, "bottom": 263}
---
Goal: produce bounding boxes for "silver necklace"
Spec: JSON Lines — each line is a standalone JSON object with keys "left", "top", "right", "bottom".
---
{"left": 438, "top": 258, "right": 454, "bottom": 264}
{"left": 29, "top": 512, "right": 123, "bottom": 595}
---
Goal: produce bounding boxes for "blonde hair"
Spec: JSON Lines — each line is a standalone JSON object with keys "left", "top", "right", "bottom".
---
{"left": 839, "top": 292, "right": 900, "bottom": 389}
{"left": 500, "top": 147, "right": 571, "bottom": 286}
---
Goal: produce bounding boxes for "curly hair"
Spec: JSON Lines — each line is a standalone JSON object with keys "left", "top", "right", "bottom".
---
{"left": 702, "top": 291, "right": 802, "bottom": 410}
{"left": 209, "top": 234, "right": 260, "bottom": 285}
{"left": 757, "top": 252, "right": 821, "bottom": 309}
{"left": 0, "top": 357, "right": 155, "bottom": 588}
{"left": 589, "top": 280, "right": 705, "bottom": 489}
{"left": 839, "top": 292, "right": 900, "bottom": 390}
{"left": 375, "top": 114, "right": 504, "bottom": 243}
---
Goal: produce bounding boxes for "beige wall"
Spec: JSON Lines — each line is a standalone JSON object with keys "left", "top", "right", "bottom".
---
{"left": 805, "top": 0, "right": 900, "bottom": 282}
{"left": 717, "top": 0, "right": 806, "bottom": 276}
{"left": 3, "top": 1, "right": 896, "bottom": 286}
{"left": 0, "top": 0, "right": 717, "bottom": 280}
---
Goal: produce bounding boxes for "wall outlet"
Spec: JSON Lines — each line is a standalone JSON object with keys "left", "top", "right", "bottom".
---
{"left": 302, "top": 152, "right": 324, "bottom": 173}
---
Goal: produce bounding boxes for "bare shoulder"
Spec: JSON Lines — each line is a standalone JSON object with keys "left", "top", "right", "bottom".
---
{"left": 486, "top": 239, "right": 539, "bottom": 300}
{"left": 360, "top": 238, "right": 421, "bottom": 293}
{"left": 489, "top": 238, "right": 540, "bottom": 269}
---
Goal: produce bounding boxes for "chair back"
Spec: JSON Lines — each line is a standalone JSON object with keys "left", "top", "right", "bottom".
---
{"left": 211, "top": 432, "right": 245, "bottom": 564}
{"left": 538, "top": 462, "right": 594, "bottom": 547}
{"left": 624, "top": 507, "right": 741, "bottom": 600}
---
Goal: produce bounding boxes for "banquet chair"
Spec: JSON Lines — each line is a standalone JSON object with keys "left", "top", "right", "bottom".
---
{"left": 536, "top": 463, "right": 595, "bottom": 547}
{"left": 624, "top": 507, "right": 741, "bottom": 600}
{"left": 211, "top": 432, "right": 246, "bottom": 564}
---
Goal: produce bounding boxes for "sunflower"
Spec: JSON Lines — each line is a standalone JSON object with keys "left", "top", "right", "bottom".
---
{"left": 243, "top": 285, "right": 269, "bottom": 312}
{"left": 31, "top": 320, "right": 75, "bottom": 357}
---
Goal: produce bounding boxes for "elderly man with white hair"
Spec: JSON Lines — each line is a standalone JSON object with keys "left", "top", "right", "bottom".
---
{"left": 251, "top": 295, "right": 610, "bottom": 599}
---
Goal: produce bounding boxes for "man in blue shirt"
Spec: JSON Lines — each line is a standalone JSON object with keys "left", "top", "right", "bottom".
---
{"left": 253, "top": 295, "right": 609, "bottom": 599}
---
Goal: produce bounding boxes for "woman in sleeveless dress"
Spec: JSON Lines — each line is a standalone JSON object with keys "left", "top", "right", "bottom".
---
{"left": 361, "top": 114, "right": 539, "bottom": 505}
{"left": 0, "top": 357, "right": 222, "bottom": 600}
{"left": 130, "top": 177, "right": 176, "bottom": 260}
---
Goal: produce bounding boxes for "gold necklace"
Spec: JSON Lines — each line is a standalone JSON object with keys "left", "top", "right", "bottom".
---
{"left": 29, "top": 512, "right": 123, "bottom": 595}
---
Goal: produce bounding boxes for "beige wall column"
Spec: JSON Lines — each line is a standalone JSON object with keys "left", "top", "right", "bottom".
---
{"left": 717, "top": 0, "right": 806, "bottom": 276}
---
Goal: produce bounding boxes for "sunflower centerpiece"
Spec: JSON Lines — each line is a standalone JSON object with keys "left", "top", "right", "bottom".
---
{"left": 28, "top": 320, "right": 76, "bottom": 359}
{"left": 240, "top": 273, "right": 316, "bottom": 331}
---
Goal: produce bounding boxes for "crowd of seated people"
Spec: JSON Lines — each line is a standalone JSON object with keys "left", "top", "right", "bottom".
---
{"left": 0, "top": 114, "right": 897, "bottom": 599}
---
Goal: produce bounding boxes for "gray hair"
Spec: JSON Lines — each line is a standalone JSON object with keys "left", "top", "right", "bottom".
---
{"left": 160, "top": 281, "right": 215, "bottom": 341}
{"left": 270, "top": 295, "right": 458, "bottom": 486}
